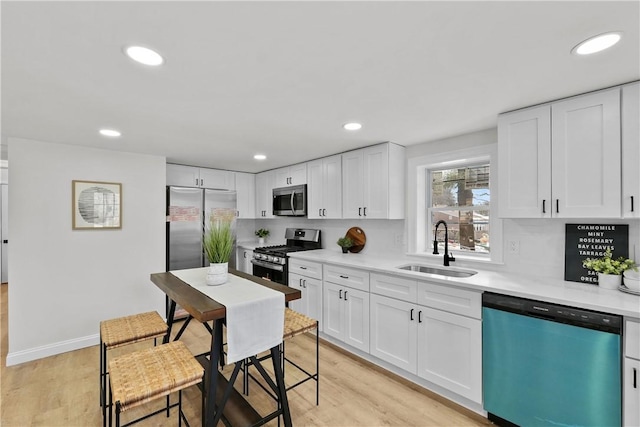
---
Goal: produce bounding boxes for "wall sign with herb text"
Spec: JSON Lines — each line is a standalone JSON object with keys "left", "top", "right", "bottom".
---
{"left": 72, "top": 180, "right": 122, "bottom": 229}
{"left": 564, "top": 224, "right": 628, "bottom": 284}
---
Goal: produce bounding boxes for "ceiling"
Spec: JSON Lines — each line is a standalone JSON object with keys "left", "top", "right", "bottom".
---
{"left": 2, "top": 1, "right": 639, "bottom": 173}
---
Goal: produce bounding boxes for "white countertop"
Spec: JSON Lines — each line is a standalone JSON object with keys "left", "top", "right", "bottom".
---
{"left": 289, "top": 249, "right": 640, "bottom": 318}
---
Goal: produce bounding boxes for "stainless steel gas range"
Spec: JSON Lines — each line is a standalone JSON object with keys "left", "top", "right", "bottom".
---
{"left": 251, "top": 228, "right": 321, "bottom": 285}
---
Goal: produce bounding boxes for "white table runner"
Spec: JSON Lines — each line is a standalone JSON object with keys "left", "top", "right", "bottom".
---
{"left": 170, "top": 267, "right": 284, "bottom": 364}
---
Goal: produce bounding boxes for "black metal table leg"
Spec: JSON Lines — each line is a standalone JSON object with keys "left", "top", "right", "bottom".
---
{"left": 205, "top": 318, "right": 223, "bottom": 427}
{"left": 164, "top": 300, "right": 177, "bottom": 344}
{"left": 271, "top": 345, "right": 292, "bottom": 427}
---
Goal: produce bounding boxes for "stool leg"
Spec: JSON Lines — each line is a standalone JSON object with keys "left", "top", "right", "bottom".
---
{"left": 316, "top": 323, "right": 319, "bottom": 405}
{"left": 102, "top": 342, "right": 108, "bottom": 427}
{"left": 178, "top": 390, "right": 183, "bottom": 427}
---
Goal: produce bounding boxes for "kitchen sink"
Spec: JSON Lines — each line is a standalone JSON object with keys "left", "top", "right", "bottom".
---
{"left": 396, "top": 264, "right": 477, "bottom": 278}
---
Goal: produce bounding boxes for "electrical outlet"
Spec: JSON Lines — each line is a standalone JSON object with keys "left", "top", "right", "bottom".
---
{"left": 395, "top": 234, "right": 403, "bottom": 246}
{"left": 508, "top": 240, "right": 520, "bottom": 255}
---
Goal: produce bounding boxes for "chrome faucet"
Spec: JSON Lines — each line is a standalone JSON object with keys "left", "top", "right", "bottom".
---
{"left": 433, "top": 220, "right": 455, "bottom": 266}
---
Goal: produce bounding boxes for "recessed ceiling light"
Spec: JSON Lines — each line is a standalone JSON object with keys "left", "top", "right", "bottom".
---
{"left": 124, "top": 45, "right": 164, "bottom": 66}
{"left": 99, "top": 129, "right": 121, "bottom": 137}
{"left": 343, "top": 122, "right": 362, "bottom": 131}
{"left": 254, "top": 154, "right": 267, "bottom": 160}
{"left": 572, "top": 32, "right": 622, "bottom": 55}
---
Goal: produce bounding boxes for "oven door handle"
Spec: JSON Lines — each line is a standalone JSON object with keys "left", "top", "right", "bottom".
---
{"left": 251, "top": 259, "right": 284, "bottom": 272}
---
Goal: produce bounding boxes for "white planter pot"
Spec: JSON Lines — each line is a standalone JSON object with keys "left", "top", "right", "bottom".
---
{"left": 597, "top": 272, "right": 621, "bottom": 290}
{"left": 206, "top": 262, "right": 228, "bottom": 286}
{"left": 258, "top": 237, "right": 265, "bottom": 246}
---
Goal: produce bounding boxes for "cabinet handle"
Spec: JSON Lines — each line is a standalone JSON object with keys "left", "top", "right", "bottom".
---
{"left": 363, "top": 207, "right": 367, "bottom": 216}
{"left": 556, "top": 199, "right": 559, "bottom": 213}
{"left": 319, "top": 209, "right": 322, "bottom": 216}
{"left": 634, "top": 367, "right": 637, "bottom": 389}
{"left": 358, "top": 207, "right": 362, "bottom": 216}
{"left": 300, "top": 266, "right": 307, "bottom": 270}
{"left": 339, "top": 289, "right": 343, "bottom": 299}
{"left": 299, "top": 278, "right": 303, "bottom": 288}
{"left": 200, "top": 179, "right": 204, "bottom": 186}
{"left": 418, "top": 310, "right": 422, "bottom": 323}
{"left": 323, "top": 208, "right": 326, "bottom": 216}
{"left": 344, "top": 291, "right": 348, "bottom": 300}
{"left": 196, "top": 178, "right": 199, "bottom": 186}
{"left": 302, "top": 279, "right": 307, "bottom": 288}
{"left": 243, "top": 252, "right": 247, "bottom": 259}
{"left": 339, "top": 275, "right": 349, "bottom": 279}
{"left": 410, "top": 308, "right": 414, "bottom": 321}
{"left": 632, "top": 196, "right": 635, "bottom": 212}
{"left": 542, "top": 199, "right": 546, "bottom": 214}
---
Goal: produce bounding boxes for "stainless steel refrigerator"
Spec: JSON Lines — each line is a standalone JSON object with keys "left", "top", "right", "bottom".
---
{"left": 166, "top": 186, "right": 237, "bottom": 271}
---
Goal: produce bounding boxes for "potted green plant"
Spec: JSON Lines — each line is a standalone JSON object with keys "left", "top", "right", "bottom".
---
{"left": 204, "top": 210, "right": 236, "bottom": 285}
{"left": 582, "top": 249, "right": 637, "bottom": 289}
{"left": 337, "top": 237, "right": 353, "bottom": 254}
{"left": 255, "top": 228, "right": 269, "bottom": 246}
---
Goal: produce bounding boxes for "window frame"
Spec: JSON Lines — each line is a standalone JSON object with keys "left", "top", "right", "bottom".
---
{"left": 407, "top": 144, "right": 503, "bottom": 264}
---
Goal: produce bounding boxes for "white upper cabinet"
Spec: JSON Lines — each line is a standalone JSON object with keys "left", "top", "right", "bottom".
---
{"left": 274, "top": 163, "right": 307, "bottom": 188}
{"left": 622, "top": 82, "right": 640, "bottom": 218}
{"left": 552, "top": 88, "right": 621, "bottom": 218}
{"left": 498, "top": 105, "right": 551, "bottom": 218}
{"left": 235, "top": 172, "right": 255, "bottom": 219}
{"left": 167, "top": 164, "right": 236, "bottom": 190}
{"left": 342, "top": 143, "right": 405, "bottom": 219}
{"left": 255, "top": 170, "right": 274, "bottom": 218}
{"left": 498, "top": 87, "right": 623, "bottom": 218}
{"left": 307, "top": 155, "right": 342, "bottom": 219}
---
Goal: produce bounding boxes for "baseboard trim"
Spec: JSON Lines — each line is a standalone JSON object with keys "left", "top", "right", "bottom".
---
{"left": 6, "top": 334, "right": 99, "bottom": 366}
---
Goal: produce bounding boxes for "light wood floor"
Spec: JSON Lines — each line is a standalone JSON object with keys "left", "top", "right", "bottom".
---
{"left": 0, "top": 283, "right": 490, "bottom": 426}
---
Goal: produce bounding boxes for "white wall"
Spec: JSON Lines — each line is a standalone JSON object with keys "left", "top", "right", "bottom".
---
{"left": 7, "top": 138, "right": 166, "bottom": 366}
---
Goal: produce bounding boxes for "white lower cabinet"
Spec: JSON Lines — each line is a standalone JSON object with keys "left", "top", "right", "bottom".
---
{"left": 370, "top": 294, "right": 417, "bottom": 372}
{"left": 323, "top": 281, "right": 370, "bottom": 352}
{"left": 289, "top": 272, "right": 323, "bottom": 330}
{"left": 369, "top": 273, "right": 482, "bottom": 404}
{"left": 416, "top": 307, "right": 482, "bottom": 403}
{"left": 236, "top": 247, "right": 253, "bottom": 274}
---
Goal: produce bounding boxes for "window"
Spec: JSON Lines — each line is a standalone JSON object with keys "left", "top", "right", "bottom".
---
{"left": 428, "top": 164, "right": 490, "bottom": 255}
{"left": 407, "top": 141, "right": 501, "bottom": 263}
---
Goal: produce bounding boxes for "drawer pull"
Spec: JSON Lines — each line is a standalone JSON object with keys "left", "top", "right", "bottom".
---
{"left": 299, "top": 266, "right": 307, "bottom": 270}
{"left": 339, "top": 275, "right": 349, "bottom": 279}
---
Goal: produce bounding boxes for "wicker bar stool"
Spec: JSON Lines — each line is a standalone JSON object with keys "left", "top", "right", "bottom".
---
{"left": 100, "top": 311, "right": 168, "bottom": 425}
{"left": 107, "top": 340, "right": 204, "bottom": 427}
{"left": 245, "top": 308, "right": 319, "bottom": 405}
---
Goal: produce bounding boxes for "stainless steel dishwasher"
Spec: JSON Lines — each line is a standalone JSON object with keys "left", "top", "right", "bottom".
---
{"left": 482, "top": 292, "right": 622, "bottom": 427}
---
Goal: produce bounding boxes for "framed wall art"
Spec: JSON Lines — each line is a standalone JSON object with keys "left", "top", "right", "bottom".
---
{"left": 72, "top": 180, "right": 122, "bottom": 230}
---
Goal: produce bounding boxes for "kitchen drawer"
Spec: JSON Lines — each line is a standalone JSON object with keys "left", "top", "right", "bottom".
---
{"left": 626, "top": 319, "right": 640, "bottom": 360}
{"left": 370, "top": 273, "right": 417, "bottom": 303}
{"left": 323, "top": 264, "right": 369, "bottom": 292}
{"left": 289, "top": 258, "right": 322, "bottom": 280}
{"left": 416, "top": 282, "right": 481, "bottom": 319}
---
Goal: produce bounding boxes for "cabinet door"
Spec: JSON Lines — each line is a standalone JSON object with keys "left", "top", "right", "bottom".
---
{"left": 362, "top": 144, "right": 389, "bottom": 219}
{"left": 322, "top": 155, "right": 343, "bottom": 219}
{"left": 288, "top": 272, "right": 306, "bottom": 314}
{"left": 289, "top": 163, "right": 307, "bottom": 186}
{"left": 304, "top": 276, "right": 323, "bottom": 331}
{"left": 235, "top": 172, "right": 255, "bottom": 219}
{"left": 274, "top": 167, "right": 290, "bottom": 188}
{"left": 416, "top": 307, "right": 482, "bottom": 403}
{"left": 343, "top": 287, "right": 369, "bottom": 352}
{"left": 255, "top": 171, "right": 274, "bottom": 218}
{"left": 624, "top": 357, "right": 640, "bottom": 427}
{"left": 342, "top": 150, "right": 365, "bottom": 219}
{"left": 167, "top": 164, "right": 201, "bottom": 187}
{"left": 622, "top": 82, "right": 640, "bottom": 218}
{"left": 306, "top": 159, "right": 323, "bottom": 219}
{"left": 497, "top": 105, "right": 552, "bottom": 218}
{"left": 236, "top": 248, "right": 253, "bottom": 274}
{"left": 552, "top": 88, "right": 621, "bottom": 217}
{"left": 323, "top": 282, "right": 344, "bottom": 341}
{"left": 199, "top": 168, "right": 235, "bottom": 190}
{"left": 370, "top": 294, "right": 417, "bottom": 373}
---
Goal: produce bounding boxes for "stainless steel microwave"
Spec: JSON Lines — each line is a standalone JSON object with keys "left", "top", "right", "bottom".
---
{"left": 273, "top": 184, "right": 307, "bottom": 216}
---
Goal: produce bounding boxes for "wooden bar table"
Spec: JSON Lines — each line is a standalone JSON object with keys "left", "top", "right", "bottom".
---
{"left": 150, "top": 268, "right": 301, "bottom": 427}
